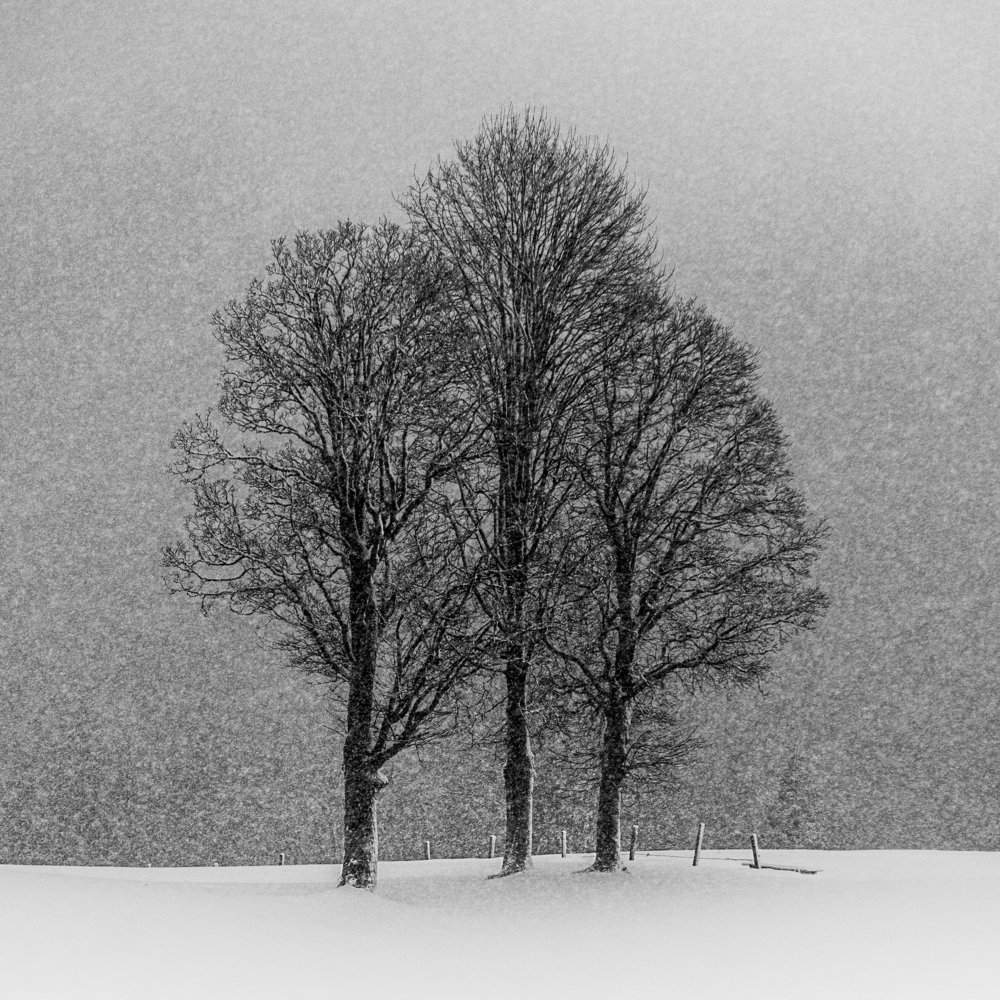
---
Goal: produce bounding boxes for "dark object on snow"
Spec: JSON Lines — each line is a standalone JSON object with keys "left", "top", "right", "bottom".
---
{"left": 693, "top": 822, "right": 706, "bottom": 866}
{"left": 743, "top": 862, "right": 820, "bottom": 875}
{"left": 747, "top": 832, "right": 818, "bottom": 873}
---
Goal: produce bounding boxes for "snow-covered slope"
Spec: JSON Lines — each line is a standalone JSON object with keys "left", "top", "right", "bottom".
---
{"left": 2, "top": 851, "right": 995, "bottom": 999}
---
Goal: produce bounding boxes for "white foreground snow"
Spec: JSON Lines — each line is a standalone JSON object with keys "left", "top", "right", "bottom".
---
{"left": 1, "top": 850, "right": 996, "bottom": 999}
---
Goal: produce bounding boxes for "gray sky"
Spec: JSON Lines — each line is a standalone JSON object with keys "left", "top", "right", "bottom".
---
{"left": 2, "top": 0, "right": 999, "bottom": 855}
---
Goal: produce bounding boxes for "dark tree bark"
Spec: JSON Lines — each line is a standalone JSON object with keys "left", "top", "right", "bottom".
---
{"left": 501, "top": 643, "right": 535, "bottom": 871}
{"left": 339, "top": 571, "right": 382, "bottom": 887}
{"left": 591, "top": 696, "right": 631, "bottom": 872}
{"left": 340, "top": 756, "right": 388, "bottom": 888}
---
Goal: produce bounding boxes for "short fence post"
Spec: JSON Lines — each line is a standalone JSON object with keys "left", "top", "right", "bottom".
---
{"left": 424, "top": 840, "right": 431, "bottom": 861}
{"left": 278, "top": 852, "right": 285, "bottom": 866}
{"left": 692, "top": 822, "right": 705, "bottom": 867}
{"left": 750, "top": 834, "right": 761, "bottom": 869}
{"left": 488, "top": 834, "right": 496, "bottom": 859}
{"left": 561, "top": 829, "right": 568, "bottom": 858}
{"left": 629, "top": 825, "right": 638, "bottom": 862}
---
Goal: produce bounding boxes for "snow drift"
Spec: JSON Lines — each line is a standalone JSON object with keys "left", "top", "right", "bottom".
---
{"left": 1, "top": 850, "right": 995, "bottom": 999}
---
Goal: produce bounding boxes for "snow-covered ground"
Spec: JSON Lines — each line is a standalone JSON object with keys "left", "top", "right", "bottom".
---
{"left": 1, "top": 850, "right": 996, "bottom": 999}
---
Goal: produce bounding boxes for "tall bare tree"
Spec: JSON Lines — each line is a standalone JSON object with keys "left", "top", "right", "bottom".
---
{"left": 164, "top": 222, "right": 484, "bottom": 889}
{"left": 404, "top": 108, "right": 662, "bottom": 875}
{"left": 548, "top": 296, "right": 828, "bottom": 871}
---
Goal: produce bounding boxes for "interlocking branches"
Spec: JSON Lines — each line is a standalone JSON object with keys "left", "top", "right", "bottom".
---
{"left": 403, "top": 107, "right": 665, "bottom": 874}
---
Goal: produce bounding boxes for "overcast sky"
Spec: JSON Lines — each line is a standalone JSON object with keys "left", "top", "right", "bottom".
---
{"left": 2, "top": 0, "right": 998, "bottom": 855}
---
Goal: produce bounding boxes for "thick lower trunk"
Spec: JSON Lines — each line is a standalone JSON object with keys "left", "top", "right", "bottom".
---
{"left": 591, "top": 699, "right": 630, "bottom": 872}
{"left": 499, "top": 648, "right": 534, "bottom": 875}
{"left": 339, "top": 759, "right": 387, "bottom": 890}
{"left": 495, "top": 436, "right": 535, "bottom": 877}
{"left": 339, "top": 566, "right": 384, "bottom": 890}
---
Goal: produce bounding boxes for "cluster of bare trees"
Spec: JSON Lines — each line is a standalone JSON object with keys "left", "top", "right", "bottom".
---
{"left": 164, "top": 109, "right": 827, "bottom": 889}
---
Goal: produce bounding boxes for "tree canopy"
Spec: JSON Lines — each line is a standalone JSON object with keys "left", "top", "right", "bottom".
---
{"left": 167, "top": 110, "right": 828, "bottom": 887}
{"left": 165, "top": 222, "right": 486, "bottom": 888}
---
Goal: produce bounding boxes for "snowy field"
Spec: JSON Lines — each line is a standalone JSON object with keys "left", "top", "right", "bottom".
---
{"left": 2, "top": 850, "right": 996, "bottom": 999}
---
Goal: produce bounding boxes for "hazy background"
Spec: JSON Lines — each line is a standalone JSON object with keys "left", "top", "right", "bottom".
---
{"left": 2, "top": 0, "right": 998, "bottom": 863}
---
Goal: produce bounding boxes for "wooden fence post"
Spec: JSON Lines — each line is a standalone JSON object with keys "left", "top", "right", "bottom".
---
{"left": 561, "top": 829, "right": 568, "bottom": 858}
{"left": 629, "top": 825, "right": 638, "bottom": 862}
{"left": 692, "top": 822, "right": 705, "bottom": 866}
{"left": 488, "top": 834, "right": 496, "bottom": 859}
{"left": 278, "top": 852, "right": 285, "bottom": 866}
{"left": 424, "top": 840, "right": 431, "bottom": 861}
{"left": 750, "top": 834, "right": 761, "bottom": 869}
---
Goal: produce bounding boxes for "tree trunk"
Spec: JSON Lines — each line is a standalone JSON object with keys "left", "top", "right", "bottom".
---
{"left": 591, "top": 697, "right": 630, "bottom": 872}
{"left": 339, "top": 564, "right": 384, "bottom": 890}
{"left": 499, "top": 644, "right": 534, "bottom": 875}
{"left": 339, "top": 758, "right": 387, "bottom": 889}
{"left": 495, "top": 433, "right": 536, "bottom": 876}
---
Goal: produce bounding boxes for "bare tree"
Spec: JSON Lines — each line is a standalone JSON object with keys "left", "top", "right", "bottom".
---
{"left": 548, "top": 296, "right": 828, "bottom": 872}
{"left": 404, "top": 108, "right": 661, "bottom": 875}
{"left": 163, "top": 222, "right": 484, "bottom": 889}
